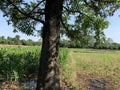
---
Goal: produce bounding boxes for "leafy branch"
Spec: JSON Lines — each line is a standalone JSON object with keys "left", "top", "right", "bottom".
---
{"left": 7, "top": 0, "right": 45, "bottom": 24}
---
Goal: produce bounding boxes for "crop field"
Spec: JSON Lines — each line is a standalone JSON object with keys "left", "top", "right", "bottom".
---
{"left": 0, "top": 45, "right": 120, "bottom": 90}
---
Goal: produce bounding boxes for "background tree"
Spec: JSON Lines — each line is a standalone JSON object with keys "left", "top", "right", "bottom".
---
{"left": 0, "top": 0, "right": 120, "bottom": 89}
{"left": 7, "top": 36, "right": 13, "bottom": 44}
{"left": 93, "top": 18, "right": 109, "bottom": 48}
{"left": 0, "top": 35, "right": 41, "bottom": 46}
{"left": 0, "top": 36, "right": 6, "bottom": 44}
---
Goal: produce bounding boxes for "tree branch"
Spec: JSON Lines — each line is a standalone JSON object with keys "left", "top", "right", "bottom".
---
{"left": 7, "top": 0, "right": 45, "bottom": 24}
{"left": 83, "top": 0, "right": 89, "bottom": 6}
{"left": 29, "top": 0, "right": 45, "bottom": 14}
{"left": 63, "top": 6, "right": 83, "bottom": 14}
{"left": 32, "top": 11, "right": 45, "bottom": 15}
{"left": 63, "top": 6, "right": 97, "bottom": 24}
{"left": 60, "top": 17, "right": 68, "bottom": 32}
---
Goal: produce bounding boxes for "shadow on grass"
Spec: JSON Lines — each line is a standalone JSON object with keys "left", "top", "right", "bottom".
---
{"left": 89, "top": 78, "right": 106, "bottom": 90}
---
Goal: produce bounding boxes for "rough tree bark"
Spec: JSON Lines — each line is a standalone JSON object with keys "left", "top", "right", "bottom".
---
{"left": 36, "top": 0, "right": 63, "bottom": 90}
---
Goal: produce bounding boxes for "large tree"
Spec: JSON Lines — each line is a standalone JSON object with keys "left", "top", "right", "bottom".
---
{"left": 0, "top": 0, "right": 120, "bottom": 89}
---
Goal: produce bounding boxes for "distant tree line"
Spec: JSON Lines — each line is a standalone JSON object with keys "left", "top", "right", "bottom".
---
{"left": 0, "top": 35, "right": 120, "bottom": 50}
{"left": 60, "top": 38, "right": 120, "bottom": 50}
{"left": 0, "top": 35, "right": 41, "bottom": 46}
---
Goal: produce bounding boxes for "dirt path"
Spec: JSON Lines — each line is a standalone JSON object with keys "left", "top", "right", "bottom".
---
{"left": 60, "top": 50, "right": 78, "bottom": 90}
{"left": 69, "top": 51, "right": 78, "bottom": 88}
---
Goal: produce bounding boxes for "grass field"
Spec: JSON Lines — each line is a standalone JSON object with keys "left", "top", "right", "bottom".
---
{"left": 62, "top": 48, "right": 120, "bottom": 90}
{"left": 0, "top": 45, "right": 120, "bottom": 90}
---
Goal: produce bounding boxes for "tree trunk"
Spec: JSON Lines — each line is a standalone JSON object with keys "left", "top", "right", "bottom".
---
{"left": 36, "top": 0, "right": 63, "bottom": 90}
{"left": 94, "top": 30, "right": 100, "bottom": 48}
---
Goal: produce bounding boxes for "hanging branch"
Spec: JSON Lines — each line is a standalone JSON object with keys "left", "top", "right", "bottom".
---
{"left": 60, "top": 16, "right": 69, "bottom": 32}
{"left": 29, "top": 0, "right": 45, "bottom": 14}
{"left": 7, "top": 0, "right": 45, "bottom": 24}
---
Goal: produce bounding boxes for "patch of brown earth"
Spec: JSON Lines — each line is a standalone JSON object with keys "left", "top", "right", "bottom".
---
{"left": 76, "top": 68, "right": 119, "bottom": 90}
{"left": 60, "top": 68, "right": 75, "bottom": 90}
{"left": 0, "top": 81, "right": 22, "bottom": 90}
{"left": 60, "top": 78, "right": 75, "bottom": 90}
{"left": 88, "top": 78, "right": 113, "bottom": 90}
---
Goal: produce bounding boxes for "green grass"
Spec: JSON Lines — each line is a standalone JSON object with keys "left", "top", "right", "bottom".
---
{"left": 0, "top": 46, "right": 120, "bottom": 89}
{"left": 63, "top": 48, "right": 120, "bottom": 89}
{"left": 0, "top": 46, "right": 69, "bottom": 82}
{"left": 0, "top": 46, "right": 40, "bottom": 81}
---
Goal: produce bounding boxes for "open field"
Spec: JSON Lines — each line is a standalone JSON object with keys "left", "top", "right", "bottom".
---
{"left": 0, "top": 44, "right": 30, "bottom": 47}
{"left": 62, "top": 49, "right": 120, "bottom": 90}
{"left": 0, "top": 46, "right": 120, "bottom": 90}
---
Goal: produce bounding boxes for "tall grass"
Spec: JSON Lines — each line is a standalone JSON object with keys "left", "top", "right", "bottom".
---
{"left": 0, "top": 46, "right": 69, "bottom": 82}
{"left": 59, "top": 48, "right": 69, "bottom": 67}
{"left": 0, "top": 46, "right": 40, "bottom": 81}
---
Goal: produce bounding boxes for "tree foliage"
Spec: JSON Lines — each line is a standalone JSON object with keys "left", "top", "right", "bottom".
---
{"left": 0, "top": 0, "right": 119, "bottom": 37}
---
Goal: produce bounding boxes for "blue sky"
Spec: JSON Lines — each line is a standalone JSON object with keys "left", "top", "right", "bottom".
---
{"left": 0, "top": 10, "right": 120, "bottom": 43}
{"left": 104, "top": 10, "right": 120, "bottom": 43}
{"left": 0, "top": 11, "right": 40, "bottom": 41}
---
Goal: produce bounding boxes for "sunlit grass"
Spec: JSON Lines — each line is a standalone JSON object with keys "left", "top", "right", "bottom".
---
{"left": 0, "top": 46, "right": 120, "bottom": 89}
{"left": 71, "top": 49, "right": 120, "bottom": 89}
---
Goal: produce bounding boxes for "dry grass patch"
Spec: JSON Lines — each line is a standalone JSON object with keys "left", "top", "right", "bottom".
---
{"left": 73, "top": 49, "right": 120, "bottom": 90}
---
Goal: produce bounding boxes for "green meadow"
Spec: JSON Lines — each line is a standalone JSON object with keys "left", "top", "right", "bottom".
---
{"left": 60, "top": 49, "right": 120, "bottom": 90}
{"left": 0, "top": 46, "right": 120, "bottom": 89}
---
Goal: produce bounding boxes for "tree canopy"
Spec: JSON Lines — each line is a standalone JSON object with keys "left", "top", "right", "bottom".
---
{"left": 0, "top": 0, "right": 119, "bottom": 37}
